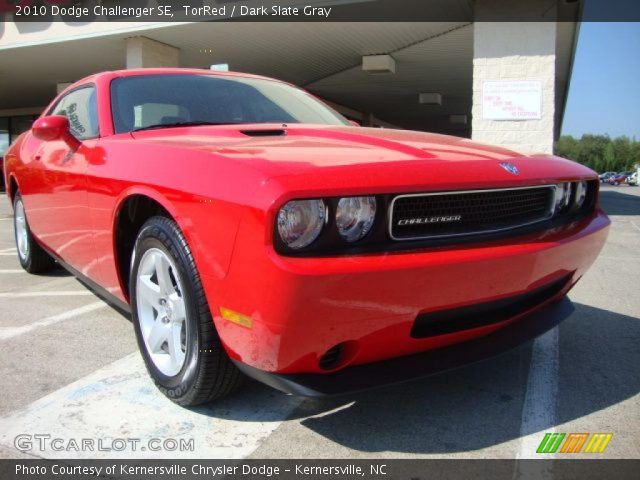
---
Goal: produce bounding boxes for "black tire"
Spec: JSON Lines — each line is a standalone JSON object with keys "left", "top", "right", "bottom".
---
{"left": 130, "top": 216, "right": 243, "bottom": 406}
{"left": 13, "top": 193, "right": 56, "bottom": 273}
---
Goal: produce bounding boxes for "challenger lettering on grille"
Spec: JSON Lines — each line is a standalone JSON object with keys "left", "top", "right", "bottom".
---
{"left": 397, "top": 215, "right": 462, "bottom": 226}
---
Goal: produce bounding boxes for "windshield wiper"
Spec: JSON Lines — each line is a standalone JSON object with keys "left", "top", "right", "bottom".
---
{"left": 133, "top": 121, "right": 238, "bottom": 132}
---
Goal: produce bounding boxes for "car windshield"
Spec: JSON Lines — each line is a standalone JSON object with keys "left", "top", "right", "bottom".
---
{"left": 110, "top": 74, "right": 350, "bottom": 133}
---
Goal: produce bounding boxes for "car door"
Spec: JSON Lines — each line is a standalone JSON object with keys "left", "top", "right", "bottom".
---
{"left": 24, "top": 86, "right": 100, "bottom": 276}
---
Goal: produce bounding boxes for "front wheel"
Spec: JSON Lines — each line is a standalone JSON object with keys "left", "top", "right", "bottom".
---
{"left": 130, "top": 216, "right": 243, "bottom": 406}
{"left": 13, "top": 193, "right": 56, "bottom": 273}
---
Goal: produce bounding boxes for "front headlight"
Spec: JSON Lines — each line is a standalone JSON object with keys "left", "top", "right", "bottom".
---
{"left": 575, "top": 180, "right": 588, "bottom": 208}
{"left": 277, "top": 199, "right": 326, "bottom": 249}
{"left": 336, "top": 196, "right": 377, "bottom": 242}
{"left": 554, "top": 183, "right": 571, "bottom": 213}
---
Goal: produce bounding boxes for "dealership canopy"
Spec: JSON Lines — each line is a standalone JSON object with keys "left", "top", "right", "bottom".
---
{"left": 0, "top": 0, "right": 581, "bottom": 154}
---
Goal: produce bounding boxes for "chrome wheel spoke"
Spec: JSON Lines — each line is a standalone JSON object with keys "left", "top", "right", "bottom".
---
{"left": 18, "top": 232, "right": 26, "bottom": 254}
{"left": 147, "top": 319, "right": 169, "bottom": 353}
{"left": 168, "top": 323, "right": 186, "bottom": 369}
{"left": 138, "top": 275, "right": 161, "bottom": 309}
{"left": 168, "top": 292, "right": 186, "bottom": 321}
{"left": 154, "top": 253, "right": 175, "bottom": 295}
{"left": 14, "top": 201, "right": 29, "bottom": 261}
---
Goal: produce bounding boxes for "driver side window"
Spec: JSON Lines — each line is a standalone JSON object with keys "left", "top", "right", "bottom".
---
{"left": 49, "top": 86, "right": 99, "bottom": 140}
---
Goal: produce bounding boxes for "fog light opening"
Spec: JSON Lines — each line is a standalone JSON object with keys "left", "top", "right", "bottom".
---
{"left": 318, "top": 341, "right": 359, "bottom": 371}
{"left": 319, "top": 344, "right": 344, "bottom": 370}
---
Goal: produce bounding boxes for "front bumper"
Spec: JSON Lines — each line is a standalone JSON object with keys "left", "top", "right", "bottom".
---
{"left": 232, "top": 296, "right": 574, "bottom": 396}
{"left": 203, "top": 208, "right": 609, "bottom": 375}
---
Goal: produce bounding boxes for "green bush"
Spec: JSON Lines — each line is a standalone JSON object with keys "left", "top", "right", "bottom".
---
{"left": 554, "top": 134, "right": 640, "bottom": 173}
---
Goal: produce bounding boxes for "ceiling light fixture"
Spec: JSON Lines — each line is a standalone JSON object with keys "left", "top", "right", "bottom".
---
{"left": 449, "top": 115, "right": 468, "bottom": 125}
{"left": 362, "top": 55, "right": 396, "bottom": 75}
{"left": 418, "top": 93, "right": 442, "bottom": 105}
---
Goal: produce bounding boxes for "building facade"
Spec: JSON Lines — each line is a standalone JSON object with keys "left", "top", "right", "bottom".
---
{"left": 0, "top": 0, "right": 581, "bottom": 158}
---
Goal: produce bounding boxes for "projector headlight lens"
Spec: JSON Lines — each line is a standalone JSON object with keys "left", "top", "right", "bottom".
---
{"left": 575, "top": 181, "right": 588, "bottom": 208}
{"left": 554, "top": 183, "right": 571, "bottom": 213}
{"left": 336, "top": 196, "right": 377, "bottom": 242}
{"left": 277, "top": 199, "right": 326, "bottom": 249}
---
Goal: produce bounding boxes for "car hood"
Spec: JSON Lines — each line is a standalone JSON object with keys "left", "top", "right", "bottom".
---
{"left": 132, "top": 124, "right": 521, "bottom": 165}
{"left": 130, "top": 124, "right": 596, "bottom": 196}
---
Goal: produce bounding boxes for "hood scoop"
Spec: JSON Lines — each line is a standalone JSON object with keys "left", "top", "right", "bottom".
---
{"left": 240, "top": 128, "right": 287, "bottom": 137}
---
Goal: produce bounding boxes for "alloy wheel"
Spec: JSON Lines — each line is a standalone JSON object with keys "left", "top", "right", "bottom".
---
{"left": 14, "top": 199, "right": 29, "bottom": 262}
{"left": 136, "top": 247, "right": 189, "bottom": 376}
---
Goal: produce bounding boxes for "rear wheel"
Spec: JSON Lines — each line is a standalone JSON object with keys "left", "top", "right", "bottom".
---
{"left": 13, "top": 193, "right": 56, "bottom": 273}
{"left": 130, "top": 216, "right": 243, "bottom": 405}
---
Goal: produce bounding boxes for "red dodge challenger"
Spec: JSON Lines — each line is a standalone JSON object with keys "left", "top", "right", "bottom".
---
{"left": 3, "top": 69, "right": 609, "bottom": 405}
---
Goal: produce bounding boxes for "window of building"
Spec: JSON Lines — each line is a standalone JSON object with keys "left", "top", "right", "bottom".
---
{"left": 0, "top": 118, "right": 8, "bottom": 156}
{"left": 0, "top": 116, "right": 39, "bottom": 156}
{"left": 10, "top": 116, "right": 36, "bottom": 143}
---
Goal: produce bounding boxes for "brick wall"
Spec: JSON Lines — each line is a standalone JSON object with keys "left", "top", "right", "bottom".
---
{"left": 472, "top": 22, "right": 556, "bottom": 154}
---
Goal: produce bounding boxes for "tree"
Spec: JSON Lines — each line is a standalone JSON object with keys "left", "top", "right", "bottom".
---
{"left": 554, "top": 134, "right": 639, "bottom": 172}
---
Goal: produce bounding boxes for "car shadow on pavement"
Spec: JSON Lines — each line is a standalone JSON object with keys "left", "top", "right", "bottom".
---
{"left": 599, "top": 189, "right": 640, "bottom": 216}
{"left": 31, "top": 265, "right": 72, "bottom": 277}
{"left": 289, "top": 302, "right": 639, "bottom": 454}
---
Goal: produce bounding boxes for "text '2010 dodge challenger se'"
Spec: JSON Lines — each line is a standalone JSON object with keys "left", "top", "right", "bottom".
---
{"left": 3, "top": 69, "right": 609, "bottom": 405}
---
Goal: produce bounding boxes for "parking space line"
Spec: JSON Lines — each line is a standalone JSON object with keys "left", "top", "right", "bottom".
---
{"left": 0, "top": 291, "right": 94, "bottom": 298}
{"left": 0, "top": 353, "right": 301, "bottom": 459}
{"left": 0, "top": 301, "right": 107, "bottom": 341}
{"left": 631, "top": 221, "right": 640, "bottom": 233}
{"left": 0, "top": 269, "right": 27, "bottom": 273}
{"left": 516, "top": 326, "right": 560, "bottom": 459}
{"left": 0, "top": 247, "right": 16, "bottom": 253}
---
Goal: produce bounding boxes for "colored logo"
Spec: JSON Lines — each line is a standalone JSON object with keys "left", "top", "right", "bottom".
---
{"left": 536, "top": 433, "right": 613, "bottom": 454}
{"left": 499, "top": 162, "right": 520, "bottom": 175}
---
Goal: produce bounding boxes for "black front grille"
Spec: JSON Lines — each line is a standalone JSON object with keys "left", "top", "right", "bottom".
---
{"left": 390, "top": 186, "right": 555, "bottom": 241}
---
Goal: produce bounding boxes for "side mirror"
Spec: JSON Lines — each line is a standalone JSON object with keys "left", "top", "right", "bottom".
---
{"left": 32, "top": 115, "right": 80, "bottom": 149}
{"left": 348, "top": 120, "right": 360, "bottom": 127}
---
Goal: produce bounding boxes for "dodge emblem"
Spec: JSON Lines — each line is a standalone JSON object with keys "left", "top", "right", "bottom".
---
{"left": 499, "top": 162, "right": 519, "bottom": 175}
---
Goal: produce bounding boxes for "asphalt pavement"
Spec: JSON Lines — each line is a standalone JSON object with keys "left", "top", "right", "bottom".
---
{"left": 0, "top": 184, "right": 638, "bottom": 459}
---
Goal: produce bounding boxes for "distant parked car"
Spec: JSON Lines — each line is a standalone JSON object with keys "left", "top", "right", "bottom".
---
{"left": 627, "top": 172, "right": 638, "bottom": 186}
{"left": 599, "top": 172, "right": 616, "bottom": 183}
{"left": 608, "top": 172, "right": 633, "bottom": 185}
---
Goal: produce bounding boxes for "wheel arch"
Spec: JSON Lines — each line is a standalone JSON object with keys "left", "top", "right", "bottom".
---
{"left": 113, "top": 189, "right": 180, "bottom": 301}
{"left": 7, "top": 175, "right": 19, "bottom": 203}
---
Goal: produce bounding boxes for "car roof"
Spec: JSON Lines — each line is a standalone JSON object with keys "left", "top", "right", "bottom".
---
{"left": 68, "top": 68, "right": 285, "bottom": 89}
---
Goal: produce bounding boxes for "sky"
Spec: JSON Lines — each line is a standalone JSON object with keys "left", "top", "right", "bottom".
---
{"left": 561, "top": 22, "right": 640, "bottom": 139}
